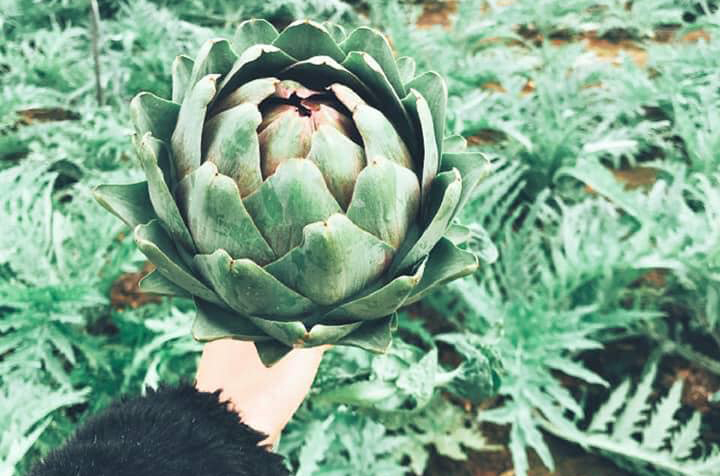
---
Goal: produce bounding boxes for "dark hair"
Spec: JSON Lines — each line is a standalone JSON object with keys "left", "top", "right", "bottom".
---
{"left": 29, "top": 383, "right": 289, "bottom": 476}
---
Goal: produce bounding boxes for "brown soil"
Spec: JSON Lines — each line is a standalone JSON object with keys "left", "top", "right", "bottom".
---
{"left": 110, "top": 262, "right": 160, "bottom": 310}
{"left": 582, "top": 33, "right": 648, "bottom": 67}
{"left": 416, "top": 0, "right": 458, "bottom": 29}
{"left": 661, "top": 356, "right": 720, "bottom": 415}
{"left": 16, "top": 107, "right": 80, "bottom": 125}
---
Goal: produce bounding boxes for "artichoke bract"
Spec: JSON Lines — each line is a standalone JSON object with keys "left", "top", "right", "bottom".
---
{"left": 95, "top": 19, "right": 489, "bottom": 365}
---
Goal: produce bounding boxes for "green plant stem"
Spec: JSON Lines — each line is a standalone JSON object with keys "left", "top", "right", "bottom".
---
{"left": 662, "top": 341, "right": 720, "bottom": 376}
{"left": 89, "top": 0, "right": 102, "bottom": 105}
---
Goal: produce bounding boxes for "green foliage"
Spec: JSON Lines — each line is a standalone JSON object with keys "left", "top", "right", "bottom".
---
{"left": 3, "top": 1, "right": 720, "bottom": 476}
{"left": 539, "top": 363, "right": 720, "bottom": 476}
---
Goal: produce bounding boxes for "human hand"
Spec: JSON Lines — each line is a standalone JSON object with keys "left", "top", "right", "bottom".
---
{"left": 195, "top": 339, "right": 326, "bottom": 447}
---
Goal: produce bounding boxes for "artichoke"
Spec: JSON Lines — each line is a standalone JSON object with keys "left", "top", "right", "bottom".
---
{"left": 95, "top": 19, "right": 489, "bottom": 365}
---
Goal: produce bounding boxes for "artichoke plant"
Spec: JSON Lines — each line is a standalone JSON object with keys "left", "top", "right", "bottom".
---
{"left": 95, "top": 19, "right": 489, "bottom": 365}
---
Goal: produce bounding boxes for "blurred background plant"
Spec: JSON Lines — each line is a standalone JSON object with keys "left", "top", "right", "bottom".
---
{"left": 1, "top": 0, "right": 719, "bottom": 475}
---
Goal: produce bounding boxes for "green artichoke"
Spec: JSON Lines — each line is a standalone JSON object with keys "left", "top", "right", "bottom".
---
{"left": 95, "top": 19, "right": 489, "bottom": 365}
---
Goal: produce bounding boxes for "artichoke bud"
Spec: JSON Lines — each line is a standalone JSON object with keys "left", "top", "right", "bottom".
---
{"left": 255, "top": 80, "right": 362, "bottom": 180}
{"left": 97, "top": 19, "right": 488, "bottom": 365}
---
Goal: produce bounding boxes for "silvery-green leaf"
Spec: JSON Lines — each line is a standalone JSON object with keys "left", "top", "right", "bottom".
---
{"left": 325, "top": 259, "right": 426, "bottom": 322}
{"left": 301, "top": 321, "right": 362, "bottom": 346}
{"left": 323, "top": 22, "right": 346, "bottom": 43}
{"left": 392, "top": 168, "right": 462, "bottom": 272}
{"left": 397, "top": 56, "right": 416, "bottom": 85}
{"left": 341, "top": 27, "right": 405, "bottom": 97}
{"left": 273, "top": 20, "right": 345, "bottom": 62}
{"left": 339, "top": 315, "right": 396, "bottom": 353}
{"left": 129, "top": 92, "right": 179, "bottom": 143}
{"left": 171, "top": 74, "right": 218, "bottom": 179}
{"left": 346, "top": 157, "right": 419, "bottom": 249}
{"left": 217, "top": 45, "right": 295, "bottom": 101}
{"left": 92, "top": 182, "right": 155, "bottom": 229}
{"left": 404, "top": 238, "right": 478, "bottom": 304}
{"left": 248, "top": 318, "right": 307, "bottom": 347}
{"left": 406, "top": 72, "right": 447, "bottom": 160}
{"left": 203, "top": 102, "right": 263, "bottom": 197}
{"left": 348, "top": 100, "right": 412, "bottom": 170}
{"left": 243, "top": 159, "right": 341, "bottom": 257}
{"left": 257, "top": 109, "right": 313, "bottom": 178}
{"left": 307, "top": 125, "right": 366, "bottom": 209}
{"left": 212, "top": 77, "right": 278, "bottom": 114}
{"left": 139, "top": 270, "right": 191, "bottom": 298}
{"left": 280, "top": 56, "right": 375, "bottom": 103}
{"left": 265, "top": 214, "right": 394, "bottom": 306}
{"left": 342, "top": 51, "right": 415, "bottom": 155}
{"left": 134, "top": 220, "right": 222, "bottom": 305}
{"left": 255, "top": 341, "right": 292, "bottom": 367}
{"left": 441, "top": 152, "right": 491, "bottom": 215}
{"left": 171, "top": 55, "right": 194, "bottom": 103}
{"left": 137, "top": 134, "right": 195, "bottom": 252}
{"left": 188, "top": 38, "right": 237, "bottom": 87}
{"left": 403, "top": 89, "right": 438, "bottom": 208}
{"left": 194, "top": 249, "right": 315, "bottom": 319}
{"left": 193, "top": 298, "right": 269, "bottom": 341}
{"left": 175, "top": 162, "right": 274, "bottom": 263}
{"left": 443, "top": 135, "right": 467, "bottom": 153}
{"left": 233, "top": 19, "right": 279, "bottom": 54}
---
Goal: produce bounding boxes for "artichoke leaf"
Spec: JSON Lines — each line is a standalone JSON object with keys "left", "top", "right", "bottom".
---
{"left": 137, "top": 134, "right": 195, "bottom": 252}
{"left": 445, "top": 223, "right": 472, "bottom": 245}
{"left": 212, "top": 77, "right": 279, "bottom": 115}
{"left": 441, "top": 152, "right": 492, "bottom": 216}
{"left": 171, "top": 55, "right": 194, "bottom": 103}
{"left": 129, "top": 92, "right": 179, "bottom": 143}
{"left": 217, "top": 45, "right": 295, "bottom": 103}
{"left": 193, "top": 298, "right": 269, "bottom": 342}
{"left": 255, "top": 341, "right": 293, "bottom": 367}
{"left": 257, "top": 110, "right": 314, "bottom": 178}
{"left": 301, "top": 321, "right": 362, "bottom": 346}
{"left": 243, "top": 159, "right": 342, "bottom": 257}
{"left": 402, "top": 89, "right": 438, "bottom": 209}
{"left": 279, "top": 56, "right": 376, "bottom": 104}
{"left": 443, "top": 135, "right": 467, "bottom": 153}
{"left": 233, "top": 19, "right": 279, "bottom": 54}
{"left": 392, "top": 168, "right": 462, "bottom": 273}
{"left": 171, "top": 74, "right": 219, "bottom": 179}
{"left": 338, "top": 314, "right": 396, "bottom": 353}
{"left": 396, "top": 56, "right": 416, "bottom": 85}
{"left": 347, "top": 99, "right": 413, "bottom": 170}
{"left": 175, "top": 162, "right": 274, "bottom": 263}
{"left": 248, "top": 318, "right": 307, "bottom": 347}
{"left": 139, "top": 270, "right": 191, "bottom": 298}
{"left": 404, "top": 237, "right": 479, "bottom": 305}
{"left": 346, "top": 156, "right": 419, "bottom": 249}
{"left": 247, "top": 318, "right": 361, "bottom": 348}
{"left": 323, "top": 22, "right": 346, "bottom": 43}
{"left": 406, "top": 72, "right": 447, "bottom": 160}
{"left": 202, "top": 103, "right": 264, "bottom": 197}
{"left": 134, "top": 220, "right": 223, "bottom": 306}
{"left": 341, "top": 27, "right": 405, "bottom": 98}
{"left": 272, "top": 20, "right": 345, "bottom": 63}
{"left": 188, "top": 38, "right": 238, "bottom": 88}
{"left": 92, "top": 182, "right": 155, "bottom": 229}
{"left": 194, "top": 249, "right": 316, "bottom": 319}
{"left": 307, "top": 125, "right": 366, "bottom": 209}
{"left": 342, "top": 51, "right": 416, "bottom": 156}
{"left": 265, "top": 214, "right": 395, "bottom": 306}
{"left": 325, "top": 257, "right": 427, "bottom": 323}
